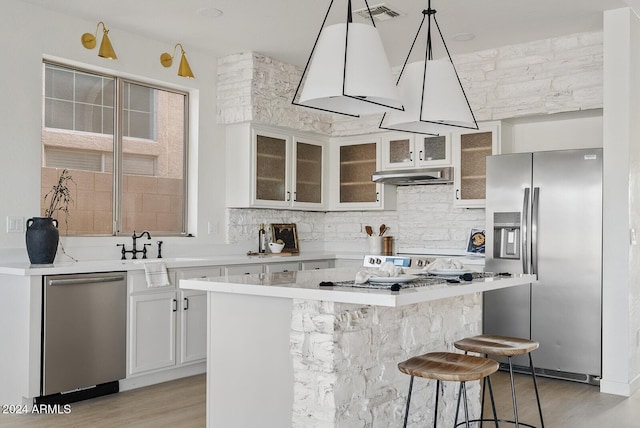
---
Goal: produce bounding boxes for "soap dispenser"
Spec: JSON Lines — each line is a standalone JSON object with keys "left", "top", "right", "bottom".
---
{"left": 258, "top": 223, "right": 266, "bottom": 253}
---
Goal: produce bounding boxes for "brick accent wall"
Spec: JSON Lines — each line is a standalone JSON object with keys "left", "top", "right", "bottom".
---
{"left": 219, "top": 31, "right": 603, "bottom": 249}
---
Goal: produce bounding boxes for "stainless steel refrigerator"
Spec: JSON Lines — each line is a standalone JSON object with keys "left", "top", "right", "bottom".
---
{"left": 484, "top": 148, "right": 602, "bottom": 384}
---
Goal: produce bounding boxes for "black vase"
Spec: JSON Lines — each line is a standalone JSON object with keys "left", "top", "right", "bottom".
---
{"left": 25, "top": 217, "right": 59, "bottom": 264}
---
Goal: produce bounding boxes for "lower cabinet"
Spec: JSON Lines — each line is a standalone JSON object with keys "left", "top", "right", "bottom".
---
{"left": 129, "top": 290, "right": 177, "bottom": 374}
{"left": 128, "top": 266, "right": 219, "bottom": 376}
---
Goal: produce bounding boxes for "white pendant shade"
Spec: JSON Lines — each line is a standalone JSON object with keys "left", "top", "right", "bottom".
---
{"left": 298, "top": 23, "right": 402, "bottom": 116}
{"left": 380, "top": 60, "right": 477, "bottom": 134}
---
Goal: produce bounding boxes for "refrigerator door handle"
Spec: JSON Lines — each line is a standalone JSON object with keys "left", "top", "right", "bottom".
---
{"left": 532, "top": 187, "right": 540, "bottom": 275}
{"left": 522, "top": 187, "right": 530, "bottom": 274}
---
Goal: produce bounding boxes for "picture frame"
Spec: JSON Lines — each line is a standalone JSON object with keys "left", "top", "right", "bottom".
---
{"left": 270, "top": 223, "right": 299, "bottom": 253}
{"left": 467, "top": 228, "right": 486, "bottom": 254}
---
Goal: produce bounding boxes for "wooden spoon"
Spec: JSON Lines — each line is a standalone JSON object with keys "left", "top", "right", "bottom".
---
{"left": 379, "top": 224, "right": 387, "bottom": 236}
{"left": 365, "top": 225, "right": 373, "bottom": 236}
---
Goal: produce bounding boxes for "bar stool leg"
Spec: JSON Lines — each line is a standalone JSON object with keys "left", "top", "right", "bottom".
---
{"left": 433, "top": 379, "right": 441, "bottom": 428}
{"left": 529, "top": 353, "right": 545, "bottom": 428}
{"left": 454, "top": 383, "right": 462, "bottom": 426}
{"left": 486, "top": 375, "right": 499, "bottom": 428}
{"left": 402, "top": 376, "right": 414, "bottom": 428}
{"left": 507, "top": 356, "right": 520, "bottom": 427}
{"left": 461, "top": 381, "right": 471, "bottom": 428}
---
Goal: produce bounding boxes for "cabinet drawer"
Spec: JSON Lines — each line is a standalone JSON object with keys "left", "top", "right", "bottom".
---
{"left": 265, "top": 262, "right": 300, "bottom": 273}
{"left": 129, "top": 270, "right": 174, "bottom": 294}
{"left": 301, "top": 260, "right": 334, "bottom": 270}
{"left": 224, "top": 264, "right": 264, "bottom": 276}
{"left": 175, "top": 266, "right": 222, "bottom": 281}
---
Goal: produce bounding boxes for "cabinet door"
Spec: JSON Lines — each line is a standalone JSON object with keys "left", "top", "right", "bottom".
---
{"left": 129, "top": 291, "right": 177, "bottom": 375}
{"left": 453, "top": 123, "right": 500, "bottom": 208}
{"left": 416, "top": 134, "right": 451, "bottom": 167}
{"left": 292, "top": 137, "right": 325, "bottom": 208}
{"left": 382, "top": 134, "right": 415, "bottom": 169}
{"left": 179, "top": 290, "right": 207, "bottom": 364}
{"left": 253, "top": 129, "right": 291, "bottom": 207}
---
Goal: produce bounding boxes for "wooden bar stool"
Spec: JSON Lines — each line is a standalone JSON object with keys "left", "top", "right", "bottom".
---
{"left": 454, "top": 335, "right": 544, "bottom": 428}
{"left": 398, "top": 352, "right": 500, "bottom": 428}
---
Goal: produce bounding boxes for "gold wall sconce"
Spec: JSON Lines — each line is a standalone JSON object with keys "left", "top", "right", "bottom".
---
{"left": 160, "top": 43, "right": 194, "bottom": 79}
{"left": 81, "top": 21, "right": 117, "bottom": 60}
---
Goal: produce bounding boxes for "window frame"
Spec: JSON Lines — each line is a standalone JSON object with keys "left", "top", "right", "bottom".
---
{"left": 42, "top": 60, "right": 190, "bottom": 237}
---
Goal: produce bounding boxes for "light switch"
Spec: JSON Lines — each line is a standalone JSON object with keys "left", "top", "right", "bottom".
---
{"left": 7, "top": 216, "right": 24, "bottom": 233}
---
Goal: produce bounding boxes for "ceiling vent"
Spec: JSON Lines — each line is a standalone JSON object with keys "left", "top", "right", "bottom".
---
{"left": 354, "top": 3, "right": 403, "bottom": 22}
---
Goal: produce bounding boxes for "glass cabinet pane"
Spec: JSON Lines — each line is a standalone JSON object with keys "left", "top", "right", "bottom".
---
{"left": 419, "top": 135, "right": 447, "bottom": 162}
{"left": 339, "top": 143, "right": 377, "bottom": 203}
{"left": 459, "top": 131, "right": 492, "bottom": 200}
{"left": 256, "top": 134, "right": 286, "bottom": 201}
{"left": 388, "top": 138, "right": 412, "bottom": 164}
{"left": 295, "top": 142, "right": 322, "bottom": 204}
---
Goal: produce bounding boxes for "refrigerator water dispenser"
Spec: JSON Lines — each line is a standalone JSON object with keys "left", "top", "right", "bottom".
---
{"left": 493, "top": 212, "right": 521, "bottom": 259}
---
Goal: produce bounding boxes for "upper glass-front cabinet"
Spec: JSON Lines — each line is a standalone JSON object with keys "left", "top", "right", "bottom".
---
{"left": 382, "top": 133, "right": 451, "bottom": 170}
{"left": 452, "top": 121, "right": 512, "bottom": 208}
{"left": 292, "top": 137, "right": 324, "bottom": 208}
{"left": 255, "top": 133, "right": 288, "bottom": 203}
{"left": 225, "top": 123, "right": 327, "bottom": 210}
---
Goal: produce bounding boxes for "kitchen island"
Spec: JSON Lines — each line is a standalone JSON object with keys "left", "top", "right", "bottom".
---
{"left": 180, "top": 267, "right": 536, "bottom": 428}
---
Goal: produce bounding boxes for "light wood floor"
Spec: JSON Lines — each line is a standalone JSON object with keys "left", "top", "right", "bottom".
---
{"left": 0, "top": 371, "right": 639, "bottom": 427}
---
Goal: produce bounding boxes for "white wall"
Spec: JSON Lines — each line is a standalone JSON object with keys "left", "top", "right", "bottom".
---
{"left": 0, "top": 0, "right": 228, "bottom": 262}
{"left": 601, "top": 7, "right": 640, "bottom": 396}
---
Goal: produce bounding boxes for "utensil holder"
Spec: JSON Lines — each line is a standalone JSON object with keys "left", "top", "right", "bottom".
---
{"left": 368, "top": 236, "right": 383, "bottom": 255}
{"left": 383, "top": 236, "right": 394, "bottom": 255}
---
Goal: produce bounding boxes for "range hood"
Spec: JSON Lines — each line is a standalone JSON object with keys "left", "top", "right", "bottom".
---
{"left": 372, "top": 166, "right": 453, "bottom": 185}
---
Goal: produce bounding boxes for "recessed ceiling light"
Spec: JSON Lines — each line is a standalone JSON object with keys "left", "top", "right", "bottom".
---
{"left": 198, "top": 7, "right": 223, "bottom": 18}
{"left": 452, "top": 32, "right": 475, "bottom": 42}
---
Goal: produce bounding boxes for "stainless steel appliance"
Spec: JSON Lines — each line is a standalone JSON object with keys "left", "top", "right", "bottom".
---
{"left": 484, "top": 149, "right": 602, "bottom": 384}
{"left": 40, "top": 272, "right": 127, "bottom": 403}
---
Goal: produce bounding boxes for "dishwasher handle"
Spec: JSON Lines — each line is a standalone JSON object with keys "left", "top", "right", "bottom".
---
{"left": 47, "top": 275, "right": 126, "bottom": 286}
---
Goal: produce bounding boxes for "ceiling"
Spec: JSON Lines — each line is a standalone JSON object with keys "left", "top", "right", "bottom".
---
{"left": 19, "top": 0, "right": 640, "bottom": 67}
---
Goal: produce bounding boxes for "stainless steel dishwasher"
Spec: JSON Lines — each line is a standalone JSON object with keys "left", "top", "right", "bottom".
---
{"left": 39, "top": 272, "right": 127, "bottom": 404}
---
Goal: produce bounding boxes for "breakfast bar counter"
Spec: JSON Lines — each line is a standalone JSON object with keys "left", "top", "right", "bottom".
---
{"left": 180, "top": 267, "right": 536, "bottom": 428}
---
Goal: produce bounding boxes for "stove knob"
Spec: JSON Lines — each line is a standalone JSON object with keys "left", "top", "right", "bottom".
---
{"left": 375, "top": 258, "right": 382, "bottom": 264}
{"left": 368, "top": 257, "right": 375, "bottom": 264}
{"left": 417, "top": 260, "right": 423, "bottom": 267}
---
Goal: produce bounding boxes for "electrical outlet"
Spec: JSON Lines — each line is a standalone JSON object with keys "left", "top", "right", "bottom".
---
{"left": 6, "top": 216, "right": 24, "bottom": 233}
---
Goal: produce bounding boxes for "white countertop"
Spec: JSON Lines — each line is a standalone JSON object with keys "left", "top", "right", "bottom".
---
{"left": 180, "top": 267, "right": 536, "bottom": 307}
{"left": 0, "top": 251, "right": 352, "bottom": 276}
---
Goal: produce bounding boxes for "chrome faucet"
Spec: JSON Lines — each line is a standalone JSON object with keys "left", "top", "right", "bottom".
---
{"left": 117, "top": 230, "right": 152, "bottom": 260}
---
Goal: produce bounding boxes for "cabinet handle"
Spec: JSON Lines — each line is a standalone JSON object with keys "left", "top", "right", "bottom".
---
{"left": 376, "top": 191, "right": 380, "bottom": 202}
{"left": 409, "top": 151, "right": 413, "bottom": 162}
{"left": 419, "top": 150, "right": 423, "bottom": 161}
{"left": 456, "top": 189, "right": 460, "bottom": 200}
{"left": 286, "top": 191, "right": 291, "bottom": 201}
{"left": 183, "top": 297, "right": 189, "bottom": 310}
{"left": 172, "top": 299, "right": 177, "bottom": 312}
{"left": 293, "top": 191, "right": 297, "bottom": 202}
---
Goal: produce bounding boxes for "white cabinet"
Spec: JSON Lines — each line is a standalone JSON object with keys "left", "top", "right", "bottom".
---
{"left": 301, "top": 259, "right": 334, "bottom": 270}
{"left": 381, "top": 133, "right": 451, "bottom": 169}
{"left": 452, "top": 121, "right": 512, "bottom": 208}
{"left": 329, "top": 136, "right": 396, "bottom": 210}
{"left": 128, "top": 266, "right": 220, "bottom": 376}
{"left": 224, "top": 264, "right": 264, "bottom": 275}
{"left": 264, "top": 261, "right": 300, "bottom": 273}
{"left": 129, "top": 290, "right": 177, "bottom": 374}
{"left": 225, "top": 123, "right": 328, "bottom": 210}
{"left": 179, "top": 289, "right": 207, "bottom": 364}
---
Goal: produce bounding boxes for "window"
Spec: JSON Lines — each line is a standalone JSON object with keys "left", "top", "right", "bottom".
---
{"left": 41, "top": 62, "right": 188, "bottom": 236}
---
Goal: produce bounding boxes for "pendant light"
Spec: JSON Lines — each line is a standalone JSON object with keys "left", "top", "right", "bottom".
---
{"left": 379, "top": 0, "right": 478, "bottom": 135}
{"left": 292, "top": 0, "right": 403, "bottom": 118}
